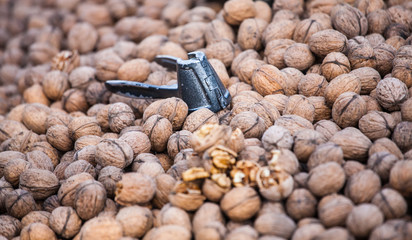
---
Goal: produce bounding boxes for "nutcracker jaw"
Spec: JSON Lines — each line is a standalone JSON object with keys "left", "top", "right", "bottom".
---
{"left": 105, "top": 51, "right": 231, "bottom": 113}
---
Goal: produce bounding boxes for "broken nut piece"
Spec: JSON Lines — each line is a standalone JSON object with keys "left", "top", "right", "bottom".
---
{"left": 230, "top": 160, "right": 260, "bottom": 187}
{"left": 182, "top": 167, "right": 210, "bottom": 182}
{"left": 256, "top": 166, "right": 294, "bottom": 201}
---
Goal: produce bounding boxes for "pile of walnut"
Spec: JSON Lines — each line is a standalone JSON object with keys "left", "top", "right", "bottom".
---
{"left": 0, "top": 0, "right": 412, "bottom": 239}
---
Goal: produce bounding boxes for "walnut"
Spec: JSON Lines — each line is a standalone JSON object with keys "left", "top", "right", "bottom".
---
{"left": 237, "top": 18, "right": 267, "bottom": 51}
{"left": 5, "top": 189, "right": 37, "bottom": 219}
{"left": 152, "top": 174, "right": 176, "bottom": 208}
{"left": 209, "top": 59, "right": 231, "bottom": 87}
{"left": 6, "top": 131, "right": 40, "bottom": 154}
{"left": 348, "top": 38, "right": 377, "bottom": 69}
{"left": 372, "top": 188, "right": 407, "bottom": 219}
{"left": 204, "top": 19, "right": 235, "bottom": 45}
{"left": 283, "top": 43, "right": 315, "bottom": 71}
{"left": 205, "top": 39, "right": 236, "bottom": 67}
{"left": 332, "top": 92, "right": 367, "bottom": 128}
{"left": 115, "top": 172, "right": 156, "bottom": 206}
{"left": 309, "top": 29, "right": 348, "bottom": 57}
{"left": 359, "top": 111, "right": 396, "bottom": 140}
{"left": 401, "top": 98, "right": 412, "bottom": 121}
{"left": 318, "top": 194, "right": 354, "bottom": 227}
{"left": 274, "top": 115, "right": 314, "bottom": 135}
{"left": 68, "top": 116, "right": 102, "bottom": 141}
{"left": 392, "top": 45, "right": 412, "bottom": 88}
{"left": 22, "top": 103, "right": 50, "bottom": 135}
{"left": 308, "top": 142, "right": 344, "bottom": 171}
{"left": 95, "top": 138, "right": 133, "bottom": 169}
{"left": 376, "top": 77, "right": 409, "bottom": 111}
{"left": 183, "top": 108, "right": 218, "bottom": 132}
{"left": 95, "top": 50, "right": 124, "bottom": 81}
{"left": 193, "top": 123, "right": 233, "bottom": 152}
{"left": 46, "top": 125, "right": 73, "bottom": 151}
{"left": 64, "top": 160, "right": 97, "bottom": 179}
{"left": 49, "top": 206, "right": 82, "bottom": 238}
{"left": 321, "top": 52, "right": 351, "bottom": 81}
{"left": 293, "top": 18, "right": 325, "bottom": 44}
{"left": 97, "top": 166, "right": 122, "bottom": 198}
{"left": 119, "top": 130, "right": 151, "bottom": 158}
{"left": 179, "top": 22, "right": 207, "bottom": 52}
{"left": 392, "top": 121, "right": 412, "bottom": 152}
{"left": 263, "top": 20, "right": 297, "bottom": 45}
{"left": 257, "top": 166, "right": 294, "bottom": 201}
{"left": 77, "top": 216, "right": 123, "bottom": 240}
{"left": 308, "top": 96, "right": 332, "bottom": 122}
{"left": 0, "top": 215, "right": 21, "bottom": 239}
{"left": 19, "top": 169, "right": 58, "bottom": 200}
{"left": 20, "top": 223, "right": 56, "bottom": 240}
{"left": 346, "top": 204, "right": 384, "bottom": 238}
{"left": 370, "top": 219, "right": 412, "bottom": 240}
{"left": 292, "top": 223, "right": 325, "bottom": 240}
{"left": 324, "top": 73, "right": 361, "bottom": 107}
{"left": 26, "top": 150, "right": 54, "bottom": 171}
{"left": 330, "top": 127, "right": 372, "bottom": 161}
{"left": 143, "top": 115, "right": 173, "bottom": 152}
{"left": 331, "top": 4, "right": 367, "bottom": 39}
{"left": 68, "top": 66, "right": 95, "bottom": 90}
{"left": 221, "top": 186, "right": 261, "bottom": 221}
{"left": 307, "top": 162, "right": 345, "bottom": 197}
{"left": 67, "top": 22, "right": 98, "bottom": 54}
{"left": 73, "top": 180, "right": 106, "bottom": 220}
{"left": 192, "top": 202, "right": 225, "bottom": 233}
{"left": 62, "top": 89, "right": 89, "bottom": 113}
{"left": 3, "top": 158, "right": 31, "bottom": 187}
{"left": 28, "top": 42, "right": 59, "bottom": 65}
{"left": 230, "top": 111, "right": 265, "bottom": 139}
{"left": 252, "top": 64, "right": 288, "bottom": 96}
{"left": 367, "top": 10, "right": 391, "bottom": 35}
{"left": 116, "top": 205, "right": 153, "bottom": 238}
{"left": 369, "top": 137, "right": 403, "bottom": 160}
{"left": 286, "top": 189, "right": 317, "bottom": 221}
{"left": 254, "top": 213, "right": 296, "bottom": 239}
{"left": 58, "top": 173, "right": 94, "bottom": 207}
{"left": 298, "top": 73, "right": 328, "bottom": 97}
{"left": 42, "top": 71, "right": 69, "bottom": 101}
{"left": 345, "top": 169, "right": 381, "bottom": 204}
{"left": 264, "top": 39, "right": 295, "bottom": 69}
{"left": 143, "top": 97, "right": 188, "bottom": 131}
{"left": 284, "top": 95, "right": 316, "bottom": 123}
{"left": 222, "top": 0, "right": 256, "bottom": 25}
{"left": 168, "top": 180, "right": 206, "bottom": 211}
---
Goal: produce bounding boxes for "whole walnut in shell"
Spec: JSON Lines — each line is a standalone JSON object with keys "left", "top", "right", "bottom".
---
{"left": 19, "top": 169, "right": 59, "bottom": 200}
{"left": 95, "top": 138, "right": 134, "bottom": 169}
{"left": 143, "top": 114, "right": 173, "bottom": 152}
{"left": 324, "top": 73, "right": 361, "bottom": 107}
{"left": 346, "top": 204, "right": 384, "bottom": 238}
{"left": 307, "top": 162, "right": 346, "bottom": 197}
{"left": 108, "top": 102, "right": 135, "bottom": 133}
{"left": 223, "top": 0, "right": 256, "bottom": 26}
{"left": 74, "top": 180, "right": 107, "bottom": 220}
{"left": 49, "top": 206, "right": 82, "bottom": 238}
{"left": 116, "top": 205, "right": 153, "bottom": 238}
{"left": 332, "top": 92, "right": 367, "bottom": 128}
{"left": 220, "top": 186, "right": 261, "bottom": 222}
{"left": 143, "top": 97, "right": 188, "bottom": 131}
{"left": 115, "top": 172, "right": 156, "bottom": 206}
{"left": 252, "top": 64, "right": 288, "bottom": 96}
{"left": 318, "top": 194, "right": 354, "bottom": 228}
{"left": 331, "top": 4, "right": 368, "bottom": 39}
{"left": 309, "top": 29, "right": 348, "bottom": 57}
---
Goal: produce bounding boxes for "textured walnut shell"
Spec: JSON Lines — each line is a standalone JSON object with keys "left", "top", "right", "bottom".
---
{"left": 264, "top": 39, "right": 295, "bottom": 69}
{"left": 372, "top": 188, "right": 407, "bottom": 219}
{"left": 293, "top": 129, "right": 326, "bottom": 163}
{"left": 20, "top": 223, "right": 56, "bottom": 240}
{"left": 58, "top": 172, "right": 94, "bottom": 207}
{"left": 293, "top": 18, "right": 325, "bottom": 44}
{"left": 284, "top": 95, "right": 316, "bottom": 123}
{"left": 143, "top": 115, "right": 173, "bottom": 152}
{"left": 220, "top": 186, "right": 261, "bottom": 222}
{"left": 116, "top": 205, "right": 153, "bottom": 238}
{"left": 107, "top": 102, "right": 135, "bottom": 133}
{"left": 95, "top": 138, "right": 133, "bottom": 169}
{"left": 308, "top": 142, "right": 344, "bottom": 171}
{"left": 115, "top": 172, "right": 156, "bottom": 206}
{"left": 261, "top": 125, "right": 293, "bottom": 151}
{"left": 324, "top": 73, "right": 361, "bottom": 107}
{"left": 205, "top": 19, "right": 235, "bottom": 45}
{"left": 298, "top": 73, "right": 328, "bottom": 97}
{"left": 346, "top": 204, "right": 384, "bottom": 238}
{"left": 368, "top": 137, "right": 403, "bottom": 160}
{"left": 330, "top": 127, "right": 372, "bottom": 161}
{"left": 254, "top": 213, "right": 296, "bottom": 239}
{"left": 0, "top": 215, "right": 21, "bottom": 239}
{"left": 263, "top": 20, "right": 297, "bottom": 45}
{"left": 332, "top": 92, "right": 367, "bottom": 128}
{"left": 5, "top": 189, "right": 37, "bottom": 219}
{"left": 77, "top": 216, "right": 123, "bottom": 240}
{"left": 348, "top": 39, "right": 376, "bottom": 69}
{"left": 358, "top": 111, "right": 396, "bottom": 140}
{"left": 309, "top": 29, "right": 348, "bottom": 57}
{"left": 143, "top": 98, "right": 188, "bottom": 131}
{"left": 223, "top": 0, "right": 256, "bottom": 26}
{"left": 321, "top": 52, "right": 351, "bottom": 81}
{"left": 205, "top": 39, "right": 237, "bottom": 68}
{"left": 230, "top": 111, "right": 266, "bottom": 138}
{"left": 74, "top": 180, "right": 106, "bottom": 220}
{"left": 19, "top": 169, "right": 59, "bottom": 200}
{"left": 183, "top": 108, "right": 219, "bottom": 132}
{"left": 318, "top": 194, "right": 353, "bottom": 227}
{"left": 252, "top": 64, "right": 288, "bottom": 96}
{"left": 307, "top": 162, "right": 346, "bottom": 197}
{"left": 331, "top": 4, "right": 368, "bottom": 39}
{"left": 237, "top": 18, "right": 267, "bottom": 51}
{"left": 345, "top": 169, "right": 381, "bottom": 204}
{"left": 286, "top": 189, "right": 317, "bottom": 221}
{"left": 390, "top": 160, "right": 412, "bottom": 197}
{"left": 274, "top": 115, "right": 314, "bottom": 135}
{"left": 284, "top": 43, "right": 315, "bottom": 71}
{"left": 376, "top": 77, "right": 409, "bottom": 111}
{"left": 68, "top": 116, "right": 102, "bottom": 141}
{"left": 49, "top": 206, "right": 82, "bottom": 238}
